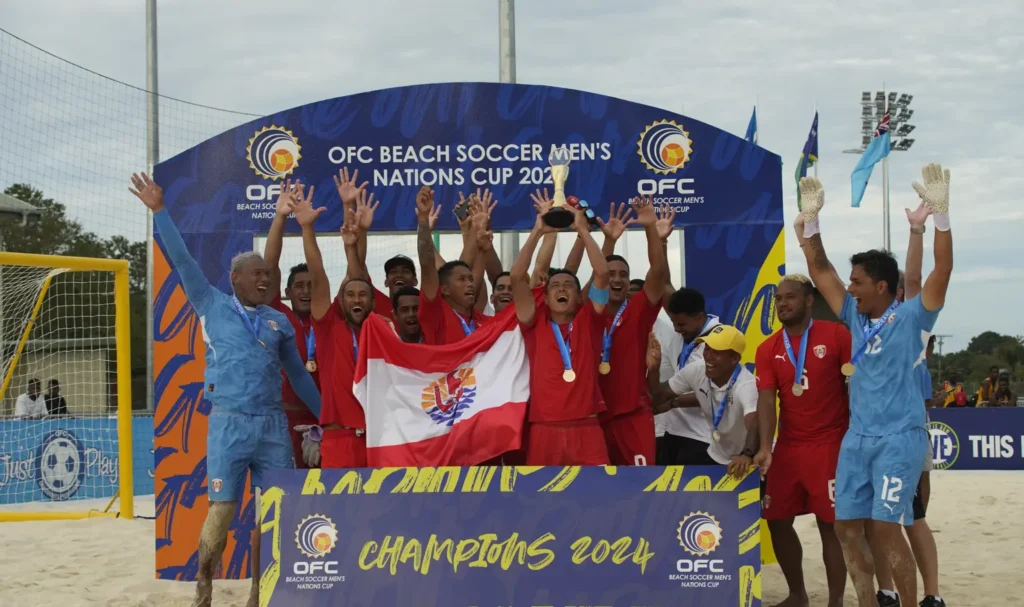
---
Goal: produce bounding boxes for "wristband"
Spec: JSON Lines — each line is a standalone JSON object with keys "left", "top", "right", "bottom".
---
{"left": 589, "top": 285, "right": 610, "bottom": 304}
{"left": 802, "top": 218, "right": 820, "bottom": 238}
{"left": 932, "top": 213, "right": 950, "bottom": 232}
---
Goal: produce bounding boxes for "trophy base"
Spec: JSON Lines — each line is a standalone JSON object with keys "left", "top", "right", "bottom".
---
{"left": 542, "top": 207, "right": 574, "bottom": 229}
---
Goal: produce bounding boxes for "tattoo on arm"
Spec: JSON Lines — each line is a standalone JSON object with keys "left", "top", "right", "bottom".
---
{"left": 805, "top": 235, "right": 830, "bottom": 271}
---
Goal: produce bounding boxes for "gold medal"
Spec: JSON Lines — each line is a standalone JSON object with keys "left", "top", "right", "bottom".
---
{"left": 791, "top": 384, "right": 804, "bottom": 396}
{"left": 563, "top": 369, "right": 576, "bottom": 383}
{"left": 599, "top": 362, "right": 611, "bottom": 375}
{"left": 712, "top": 430, "right": 721, "bottom": 443}
{"left": 841, "top": 363, "right": 855, "bottom": 376}
{"left": 305, "top": 360, "right": 317, "bottom": 373}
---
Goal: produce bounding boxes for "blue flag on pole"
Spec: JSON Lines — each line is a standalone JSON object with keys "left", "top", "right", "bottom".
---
{"left": 851, "top": 112, "right": 890, "bottom": 208}
{"left": 744, "top": 106, "right": 757, "bottom": 144}
{"left": 795, "top": 112, "right": 819, "bottom": 210}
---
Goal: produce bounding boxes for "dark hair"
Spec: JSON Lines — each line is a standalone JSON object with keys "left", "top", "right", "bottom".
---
{"left": 849, "top": 249, "right": 899, "bottom": 296}
{"left": 28, "top": 378, "right": 40, "bottom": 388}
{"left": 928, "top": 335, "right": 937, "bottom": 348}
{"left": 491, "top": 271, "right": 511, "bottom": 290}
{"left": 629, "top": 278, "right": 645, "bottom": 290}
{"left": 391, "top": 285, "right": 420, "bottom": 311}
{"left": 286, "top": 263, "right": 309, "bottom": 290}
{"left": 340, "top": 277, "right": 373, "bottom": 292}
{"left": 606, "top": 254, "right": 630, "bottom": 272}
{"left": 439, "top": 260, "right": 472, "bottom": 285}
{"left": 991, "top": 365, "right": 1000, "bottom": 373}
{"left": 546, "top": 268, "right": 581, "bottom": 292}
{"left": 667, "top": 288, "right": 705, "bottom": 316}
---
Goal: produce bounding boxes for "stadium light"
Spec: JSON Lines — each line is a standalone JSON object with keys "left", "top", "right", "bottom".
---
{"left": 843, "top": 89, "right": 916, "bottom": 251}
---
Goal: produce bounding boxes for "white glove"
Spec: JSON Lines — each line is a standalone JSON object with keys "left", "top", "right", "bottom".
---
{"left": 293, "top": 424, "right": 322, "bottom": 468}
{"left": 798, "top": 177, "right": 825, "bottom": 238}
{"left": 911, "top": 163, "right": 950, "bottom": 231}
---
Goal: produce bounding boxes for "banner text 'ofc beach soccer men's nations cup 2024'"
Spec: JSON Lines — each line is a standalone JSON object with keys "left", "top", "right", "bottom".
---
{"left": 151, "top": 83, "right": 786, "bottom": 596}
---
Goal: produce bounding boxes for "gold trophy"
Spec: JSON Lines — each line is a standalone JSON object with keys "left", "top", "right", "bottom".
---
{"left": 542, "top": 145, "right": 575, "bottom": 228}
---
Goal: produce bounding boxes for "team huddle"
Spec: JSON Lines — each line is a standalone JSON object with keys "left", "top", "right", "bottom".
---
{"left": 129, "top": 160, "right": 953, "bottom": 607}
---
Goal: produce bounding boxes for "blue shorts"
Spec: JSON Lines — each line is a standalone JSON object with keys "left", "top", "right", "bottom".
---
{"left": 835, "top": 428, "right": 928, "bottom": 525}
{"left": 207, "top": 410, "right": 294, "bottom": 502}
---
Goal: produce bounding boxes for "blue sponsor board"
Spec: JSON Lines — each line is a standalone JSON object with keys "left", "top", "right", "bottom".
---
{"left": 259, "top": 466, "right": 762, "bottom": 607}
{"left": 0, "top": 416, "right": 154, "bottom": 504}
{"left": 928, "top": 408, "right": 1024, "bottom": 471}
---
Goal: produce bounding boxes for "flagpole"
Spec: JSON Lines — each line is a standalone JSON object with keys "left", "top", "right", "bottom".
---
{"left": 812, "top": 101, "right": 818, "bottom": 178}
{"left": 881, "top": 86, "right": 890, "bottom": 251}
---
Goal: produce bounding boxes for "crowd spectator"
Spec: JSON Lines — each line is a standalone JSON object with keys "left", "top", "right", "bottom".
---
{"left": 45, "top": 379, "right": 68, "bottom": 416}
{"left": 941, "top": 369, "right": 967, "bottom": 407}
{"left": 14, "top": 378, "right": 46, "bottom": 418}
{"left": 988, "top": 372, "right": 1017, "bottom": 407}
{"left": 976, "top": 365, "right": 1000, "bottom": 404}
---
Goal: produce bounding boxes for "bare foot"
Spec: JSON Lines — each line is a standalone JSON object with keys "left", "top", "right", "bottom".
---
{"left": 191, "top": 579, "right": 212, "bottom": 607}
{"left": 773, "top": 595, "right": 810, "bottom": 607}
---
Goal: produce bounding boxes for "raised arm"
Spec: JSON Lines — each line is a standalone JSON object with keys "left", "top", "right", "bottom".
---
{"left": 529, "top": 190, "right": 557, "bottom": 287}
{"left": 796, "top": 178, "right": 847, "bottom": 316}
{"left": 471, "top": 210, "right": 492, "bottom": 312}
{"left": 633, "top": 197, "right": 669, "bottom": 305}
{"left": 574, "top": 208, "right": 610, "bottom": 313}
{"left": 349, "top": 189, "right": 379, "bottom": 281}
{"left": 903, "top": 202, "right": 928, "bottom": 300}
{"left": 263, "top": 180, "right": 302, "bottom": 302}
{"left": 415, "top": 187, "right": 441, "bottom": 301}
{"left": 656, "top": 205, "right": 677, "bottom": 301}
{"left": 294, "top": 187, "right": 331, "bottom": 321}
{"left": 578, "top": 202, "right": 634, "bottom": 297}
{"left": 279, "top": 338, "right": 321, "bottom": 419}
{"left": 130, "top": 172, "right": 213, "bottom": 309}
{"left": 511, "top": 204, "right": 558, "bottom": 324}
{"left": 912, "top": 164, "right": 953, "bottom": 312}
{"left": 333, "top": 168, "right": 369, "bottom": 265}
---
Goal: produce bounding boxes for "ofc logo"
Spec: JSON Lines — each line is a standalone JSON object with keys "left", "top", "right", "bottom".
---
{"left": 676, "top": 511, "right": 724, "bottom": 573}
{"left": 246, "top": 125, "right": 301, "bottom": 181}
{"left": 927, "top": 421, "right": 960, "bottom": 470}
{"left": 36, "top": 429, "right": 85, "bottom": 501}
{"left": 294, "top": 514, "right": 339, "bottom": 575}
{"left": 637, "top": 120, "right": 692, "bottom": 174}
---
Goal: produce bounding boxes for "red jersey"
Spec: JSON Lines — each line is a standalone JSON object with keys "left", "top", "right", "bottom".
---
{"left": 373, "top": 287, "right": 394, "bottom": 322}
{"left": 419, "top": 291, "right": 489, "bottom": 345}
{"left": 522, "top": 303, "right": 606, "bottom": 423}
{"left": 755, "top": 320, "right": 851, "bottom": 444}
{"left": 312, "top": 302, "right": 365, "bottom": 429}
{"left": 598, "top": 293, "right": 661, "bottom": 419}
{"left": 269, "top": 295, "right": 320, "bottom": 408}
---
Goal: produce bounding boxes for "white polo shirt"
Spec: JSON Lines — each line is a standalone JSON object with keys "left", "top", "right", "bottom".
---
{"left": 667, "top": 362, "right": 757, "bottom": 464}
{"left": 653, "top": 318, "right": 680, "bottom": 438}
{"left": 14, "top": 393, "right": 46, "bottom": 418}
{"left": 658, "top": 315, "right": 722, "bottom": 443}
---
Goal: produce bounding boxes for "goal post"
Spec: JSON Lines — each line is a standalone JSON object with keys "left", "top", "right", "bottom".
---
{"left": 0, "top": 252, "right": 134, "bottom": 522}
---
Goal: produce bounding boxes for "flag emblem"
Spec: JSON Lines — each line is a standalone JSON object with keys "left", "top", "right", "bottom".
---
{"left": 421, "top": 368, "right": 477, "bottom": 427}
{"left": 814, "top": 345, "right": 826, "bottom": 359}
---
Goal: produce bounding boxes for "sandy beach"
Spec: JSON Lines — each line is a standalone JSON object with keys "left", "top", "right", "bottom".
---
{"left": 0, "top": 471, "right": 1017, "bottom": 606}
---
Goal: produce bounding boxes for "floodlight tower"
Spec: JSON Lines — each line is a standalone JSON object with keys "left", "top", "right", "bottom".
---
{"left": 843, "top": 90, "right": 916, "bottom": 251}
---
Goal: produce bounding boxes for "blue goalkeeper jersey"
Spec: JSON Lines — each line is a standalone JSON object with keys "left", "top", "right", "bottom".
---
{"left": 154, "top": 210, "right": 320, "bottom": 418}
{"left": 841, "top": 293, "right": 939, "bottom": 436}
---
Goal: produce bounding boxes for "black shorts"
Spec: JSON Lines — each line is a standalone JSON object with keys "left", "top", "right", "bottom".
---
{"left": 660, "top": 433, "right": 717, "bottom": 466}
{"left": 912, "top": 487, "right": 926, "bottom": 520}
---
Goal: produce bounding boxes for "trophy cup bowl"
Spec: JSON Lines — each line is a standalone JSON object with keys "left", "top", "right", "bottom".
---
{"left": 542, "top": 145, "right": 575, "bottom": 229}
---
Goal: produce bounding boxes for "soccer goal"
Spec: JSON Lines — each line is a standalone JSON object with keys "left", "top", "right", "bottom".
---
{"left": 0, "top": 252, "right": 134, "bottom": 522}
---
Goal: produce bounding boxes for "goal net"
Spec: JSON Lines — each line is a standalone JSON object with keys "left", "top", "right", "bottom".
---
{"left": 0, "top": 253, "right": 135, "bottom": 521}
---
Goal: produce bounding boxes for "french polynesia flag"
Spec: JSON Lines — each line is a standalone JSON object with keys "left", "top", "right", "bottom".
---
{"left": 352, "top": 310, "right": 529, "bottom": 467}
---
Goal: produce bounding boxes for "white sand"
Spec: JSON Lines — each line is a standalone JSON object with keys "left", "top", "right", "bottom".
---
{"left": 0, "top": 471, "right": 1017, "bottom": 606}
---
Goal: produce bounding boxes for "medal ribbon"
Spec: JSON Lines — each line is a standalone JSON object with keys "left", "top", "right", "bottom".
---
{"left": 712, "top": 365, "right": 742, "bottom": 434}
{"left": 231, "top": 295, "right": 263, "bottom": 346}
{"left": 351, "top": 327, "right": 358, "bottom": 361}
{"left": 782, "top": 319, "right": 813, "bottom": 389}
{"left": 600, "top": 302, "right": 629, "bottom": 365}
{"left": 456, "top": 313, "right": 476, "bottom": 337}
{"left": 550, "top": 321, "right": 574, "bottom": 374}
{"left": 305, "top": 325, "right": 316, "bottom": 363}
{"left": 678, "top": 316, "right": 716, "bottom": 368}
{"left": 850, "top": 299, "right": 900, "bottom": 367}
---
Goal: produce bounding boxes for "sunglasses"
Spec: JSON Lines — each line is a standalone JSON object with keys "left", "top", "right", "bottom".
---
{"left": 576, "top": 199, "right": 598, "bottom": 224}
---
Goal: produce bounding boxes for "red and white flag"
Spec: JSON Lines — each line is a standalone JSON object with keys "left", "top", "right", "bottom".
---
{"left": 352, "top": 311, "right": 528, "bottom": 467}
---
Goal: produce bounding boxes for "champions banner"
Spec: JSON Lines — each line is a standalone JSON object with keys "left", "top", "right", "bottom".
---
{"left": 928, "top": 408, "right": 1024, "bottom": 471}
{"left": 257, "top": 466, "right": 762, "bottom": 607}
{"left": 153, "top": 83, "right": 784, "bottom": 580}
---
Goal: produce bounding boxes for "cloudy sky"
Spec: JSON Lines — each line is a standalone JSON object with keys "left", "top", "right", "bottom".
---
{"left": 3, "top": 0, "right": 1021, "bottom": 351}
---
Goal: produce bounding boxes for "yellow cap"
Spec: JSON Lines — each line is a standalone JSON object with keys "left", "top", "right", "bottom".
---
{"left": 697, "top": 324, "right": 746, "bottom": 356}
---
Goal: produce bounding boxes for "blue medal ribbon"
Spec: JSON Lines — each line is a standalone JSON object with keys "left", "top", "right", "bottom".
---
{"left": 712, "top": 365, "right": 742, "bottom": 434}
{"left": 850, "top": 299, "right": 900, "bottom": 367}
{"left": 231, "top": 295, "right": 265, "bottom": 348}
{"left": 600, "top": 302, "right": 629, "bottom": 364}
{"left": 351, "top": 327, "right": 359, "bottom": 361}
{"left": 456, "top": 313, "right": 476, "bottom": 337}
{"left": 550, "top": 321, "right": 573, "bottom": 372}
{"left": 782, "top": 319, "right": 813, "bottom": 388}
{"left": 678, "top": 316, "right": 716, "bottom": 369}
{"left": 305, "top": 325, "right": 316, "bottom": 363}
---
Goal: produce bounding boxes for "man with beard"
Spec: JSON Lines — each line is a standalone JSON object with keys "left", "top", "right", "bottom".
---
{"left": 415, "top": 186, "right": 488, "bottom": 344}
{"left": 510, "top": 199, "right": 611, "bottom": 465}
{"left": 296, "top": 186, "right": 374, "bottom": 469}
{"left": 753, "top": 274, "right": 852, "bottom": 607}
{"left": 391, "top": 285, "right": 423, "bottom": 343}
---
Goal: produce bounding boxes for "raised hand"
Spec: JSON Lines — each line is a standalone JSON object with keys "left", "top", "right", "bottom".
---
{"left": 570, "top": 204, "right": 591, "bottom": 235}
{"left": 333, "top": 167, "right": 369, "bottom": 208}
{"left": 128, "top": 172, "right": 164, "bottom": 212}
{"left": 596, "top": 202, "right": 635, "bottom": 241}
{"left": 474, "top": 216, "right": 494, "bottom": 253}
{"left": 798, "top": 177, "right": 825, "bottom": 223}
{"left": 275, "top": 179, "right": 301, "bottom": 218}
{"left": 646, "top": 331, "right": 662, "bottom": 372}
{"left": 530, "top": 188, "right": 553, "bottom": 217}
{"left": 427, "top": 202, "right": 441, "bottom": 231}
{"left": 415, "top": 187, "right": 435, "bottom": 226}
{"left": 629, "top": 195, "right": 657, "bottom": 227}
{"left": 293, "top": 184, "right": 324, "bottom": 228}
{"left": 905, "top": 200, "right": 932, "bottom": 228}
{"left": 911, "top": 163, "right": 950, "bottom": 215}
{"left": 655, "top": 202, "right": 676, "bottom": 240}
{"left": 354, "top": 189, "right": 379, "bottom": 232}
{"left": 341, "top": 207, "right": 360, "bottom": 247}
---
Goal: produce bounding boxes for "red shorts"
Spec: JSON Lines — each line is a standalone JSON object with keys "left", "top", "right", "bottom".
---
{"left": 763, "top": 441, "right": 841, "bottom": 524}
{"left": 524, "top": 418, "right": 609, "bottom": 466}
{"left": 284, "top": 407, "right": 320, "bottom": 470}
{"left": 320, "top": 429, "right": 368, "bottom": 469}
{"left": 602, "top": 408, "right": 655, "bottom": 466}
